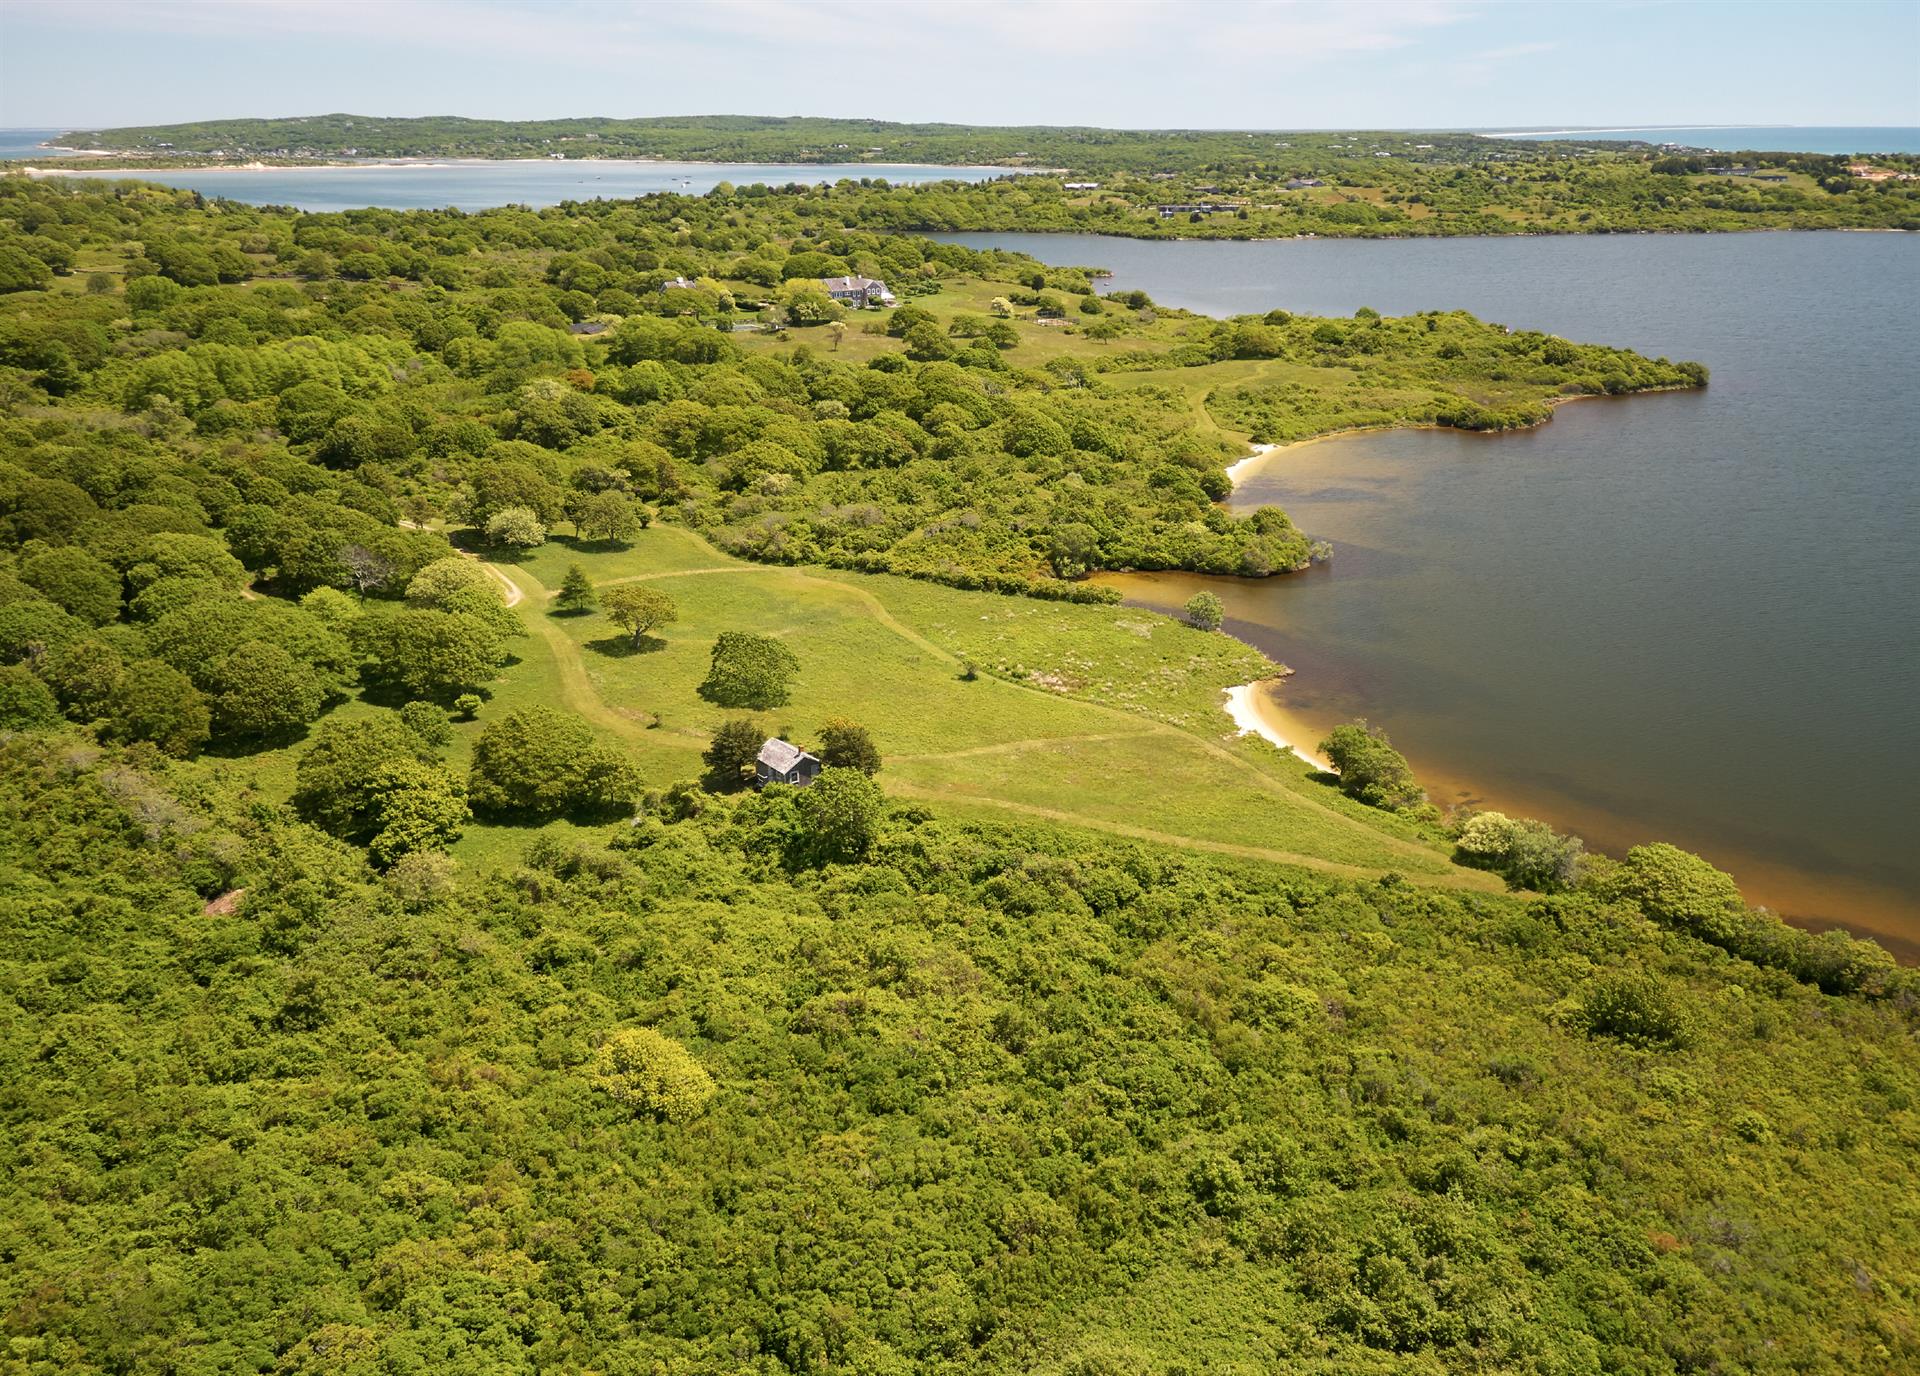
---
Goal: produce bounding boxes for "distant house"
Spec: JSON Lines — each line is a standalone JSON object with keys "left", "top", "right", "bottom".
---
{"left": 1154, "top": 202, "right": 1242, "bottom": 218}
{"left": 756, "top": 738, "right": 821, "bottom": 788}
{"left": 820, "top": 275, "right": 896, "bottom": 308}
{"left": 658, "top": 276, "right": 697, "bottom": 292}
{"left": 1063, "top": 181, "right": 1100, "bottom": 190}
{"left": 1284, "top": 177, "right": 1325, "bottom": 190}
{"left": 567, "top": 321, "right": 610, "bottom": 336}
{"left": 1752, "top": 173, "right": 1790, "bottom": 183}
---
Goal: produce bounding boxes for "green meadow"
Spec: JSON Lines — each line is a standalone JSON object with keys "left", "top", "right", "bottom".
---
{"left": 392, "top": 525, "right": 1482, "bottom": 885}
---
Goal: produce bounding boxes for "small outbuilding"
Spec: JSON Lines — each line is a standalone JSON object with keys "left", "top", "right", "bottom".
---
{"left": 756, "top": 738, "right": 822, "bottom": 788}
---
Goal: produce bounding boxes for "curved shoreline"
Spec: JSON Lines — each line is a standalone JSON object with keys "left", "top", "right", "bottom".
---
{"left": 1216, "top": 438, "right": 1333, "bottom": 769}
{"left": 1221, "top": 388, "right": 1702, "bottom": 491}
{"left": 1223, "top": 681, "right": 1333, "bottom": 771}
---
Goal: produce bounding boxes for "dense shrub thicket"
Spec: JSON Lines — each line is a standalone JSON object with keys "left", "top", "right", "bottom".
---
{"left": 0, "top": 735, "right": 1914, "bottom": 1374}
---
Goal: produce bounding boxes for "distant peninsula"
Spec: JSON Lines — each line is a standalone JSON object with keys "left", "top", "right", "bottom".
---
{"left": 29, "top": 114, "right": 1920, "bottom": 237}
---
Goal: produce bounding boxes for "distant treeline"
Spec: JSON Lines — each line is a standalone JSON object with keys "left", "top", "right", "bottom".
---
{"left": 51, "top": 115, "right": 1506, "bottom": 173}
{"left": 34, "top": 116, "right": 1920, "bottom": 235}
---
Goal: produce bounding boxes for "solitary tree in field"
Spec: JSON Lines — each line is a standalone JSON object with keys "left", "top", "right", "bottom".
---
{"left": 555, "top": 565, "right": 597, "bottom": 614}
{"left": 699, "top": 631, "right": 799, "bottom": 709}
{"left": 601, "top": 585, "right": 677, "bottom": 648}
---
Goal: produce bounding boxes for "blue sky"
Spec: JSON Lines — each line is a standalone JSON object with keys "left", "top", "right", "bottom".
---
{"left": 2, "top": 0, "right": 1915, "bottom": 131}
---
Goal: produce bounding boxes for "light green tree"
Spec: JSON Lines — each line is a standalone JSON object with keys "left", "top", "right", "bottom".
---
{"left": 366, "top": 760, "right": 470, "bottom": 867}
{"left": 0, "top": 665, "right": 60, "bottom": 730}
{"left": 405, "top": 557, "right": 495, "bottom": 608}
{"left": 601, "top": 585, "right": 678, "bottom": 648}
{"left": 591, "top": 1027, "right": 716, "bottom": 1122}
{"left": 484, "top": 505, "right": 546, "bottom": 550}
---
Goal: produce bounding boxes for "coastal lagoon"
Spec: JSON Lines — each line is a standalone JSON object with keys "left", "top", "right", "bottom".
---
{"left": 935, "top": 231, "right": 1920, "bottom": 953}
{"left": 23, "top": 158, "right": 1014, "bottom": 212}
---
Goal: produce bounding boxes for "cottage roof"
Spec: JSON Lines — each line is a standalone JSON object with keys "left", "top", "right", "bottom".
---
{"left": 757, "top": 738, "right": 817, "bottom": 772}
{"left": 820, "top": 275, "right": 885, "bottom": 293}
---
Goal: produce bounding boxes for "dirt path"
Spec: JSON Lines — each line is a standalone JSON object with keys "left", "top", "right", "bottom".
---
{"left": 478, "top": 559, "right": 524, "bottom": 607}
{"left": 893, "top": 730, "right": 1161, "bottom": 764}
{"left": 886, "top": 782, "right": 1498, "bottom": 890}
{"left": 594, "top": 566, "right": 785, "bottom": 588}
{"left": 486, "top": 562, "right": 697, "bottom": 750}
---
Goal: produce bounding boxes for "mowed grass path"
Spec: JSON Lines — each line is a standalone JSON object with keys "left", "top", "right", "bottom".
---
{"left": 492, "top": 528, "right": 1498, "bottom": 888}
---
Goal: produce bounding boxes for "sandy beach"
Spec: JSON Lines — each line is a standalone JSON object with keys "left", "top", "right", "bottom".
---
{"left": 1224, "top": 681, "right": 1334, "bottom": 771}
{"left": 1222, "top": 442, "right": 1275, "bottom": 485}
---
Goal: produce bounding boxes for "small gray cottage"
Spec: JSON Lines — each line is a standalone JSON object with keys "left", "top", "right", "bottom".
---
{"left": 755, "top": 738, "right": 822, "bottom": 788}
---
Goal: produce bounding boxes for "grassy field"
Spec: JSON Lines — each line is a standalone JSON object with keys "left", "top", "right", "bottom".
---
{"left": 177, "top": 520, "right": 1494, "bottom": 886}
{"left": 481, "top": 526, "right": 1485, "bottom": 884}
